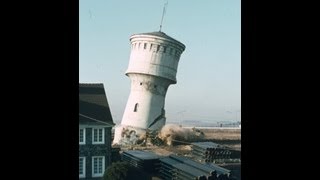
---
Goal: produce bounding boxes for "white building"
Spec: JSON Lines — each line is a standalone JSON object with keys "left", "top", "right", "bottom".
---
{"left": 113, "top": 31, "right": 185, "bottom": 145}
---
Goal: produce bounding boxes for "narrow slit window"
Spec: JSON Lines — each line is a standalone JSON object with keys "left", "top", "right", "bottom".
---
{"left": 157, "top": 45, "right": 160, "bottom": 52}
{"left": 144, "top": 43, "right": 147, "bottom": 49}
{"left": 150, "top": 44, "right": 153, "bottom": 51}
{"left": 163, "top": 46, "right": 166, "bottom": 53}
{"left": 134, "top": 103, "right": 139, "bottom": 112}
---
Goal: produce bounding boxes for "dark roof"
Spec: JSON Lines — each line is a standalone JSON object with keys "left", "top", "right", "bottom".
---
{"left": 79, "top": 83, "right": 114, "bottom": 126}
{"left": 159, "top": 155, "right": 230, "bottom": 178}
{"left": 204, "top": 163, "right": 231, "bottom": 175}
{"left": 131, "top": 31, "right": 185, "bottom": 49}
{"left": 169, "top": 155, "right": 216, "bottom": 174}
{"left": 159, "top": 157, "right": 207, "bottom": 178}
{"left": 123, "top": 150, "right": 160, "bottom": 160}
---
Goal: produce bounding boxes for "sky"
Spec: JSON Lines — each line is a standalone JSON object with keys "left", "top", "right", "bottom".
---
{"left": 80, "top": 0, "right": 241, "bottom": 124}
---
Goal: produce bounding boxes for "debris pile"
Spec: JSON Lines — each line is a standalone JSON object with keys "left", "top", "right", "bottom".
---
{"left": 113, "top": 124, "right": 205, "bottom": 147}
{"left": 113, "top": 126, "right": 147, "bottom": 146}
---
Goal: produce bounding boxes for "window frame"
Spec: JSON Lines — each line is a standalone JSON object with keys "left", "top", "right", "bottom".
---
{"left": 79, "top": 128, "right": 86, "bottom": 145}
{"left": 79, "top": 157, "right": 86, "bottom": 178}
{"left": 92, "top": 128, "right": 105, "bottom": 144}
{"left": 92, "top": 156, "right": 105, "bottom": 177}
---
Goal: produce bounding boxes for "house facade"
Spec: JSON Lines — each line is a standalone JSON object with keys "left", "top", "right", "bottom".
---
{"left": 79, "top": 83, "right": 115, "bottom": 180}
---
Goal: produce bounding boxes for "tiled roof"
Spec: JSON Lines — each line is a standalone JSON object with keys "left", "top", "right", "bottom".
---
{"left": 79, "top": 83, "right": 114, "bottom": 126}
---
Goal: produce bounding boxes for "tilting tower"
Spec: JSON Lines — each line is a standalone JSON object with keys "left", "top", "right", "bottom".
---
{"left": 113, "top": 31, "right": 185, "bottom": 144}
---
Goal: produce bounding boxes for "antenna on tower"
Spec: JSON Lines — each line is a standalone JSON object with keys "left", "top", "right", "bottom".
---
{"left": 159, "top": 0, "right": 168, "bottom": 32}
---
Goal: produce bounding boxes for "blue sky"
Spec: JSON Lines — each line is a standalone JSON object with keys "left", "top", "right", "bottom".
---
{"left": 80, "top": 0, "right": 241, "bottom": 124}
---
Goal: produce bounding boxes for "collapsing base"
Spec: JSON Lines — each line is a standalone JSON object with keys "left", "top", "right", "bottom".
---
{"left": 112, "top": 125, "right": 149, "bottom": 146}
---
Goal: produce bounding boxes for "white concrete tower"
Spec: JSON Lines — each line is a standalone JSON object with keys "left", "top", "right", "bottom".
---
{"left": 113, "top": 31, "right": 185, "bottom": 144}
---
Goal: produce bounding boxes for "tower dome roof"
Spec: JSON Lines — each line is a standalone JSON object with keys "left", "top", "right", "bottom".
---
{"left": 130, "top": 31, "right": 185, "bottom": 50}
{"left": 134, "top": 31, "right": 176, "bottom": 41}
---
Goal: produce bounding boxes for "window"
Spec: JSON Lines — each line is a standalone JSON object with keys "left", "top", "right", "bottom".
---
{"left": 79, "top": 157, "right": 86, "bottom": 178}
{"left": 157, "top": 45, "right": 160, "bottom": 52}
{"left": 92, "top": 128, "right": 104, "bottom": 144}
{"left": 140, "top": 82, "right": 142, "bottom": 85}
{"left": 92, "top": 156, "right": 105, "bottom": 177}
{"left": 79, "top": 128, "right": 85, "bottom": 145}
{"left": 144, "top": 43, "right": 147, "bottom": 49}
{"left": 134, "top": 103, "right": 139, "bottom": 112}
{"left": 150, "top": 44, "right": 153, "bottom": 51}
{"left": 163, "top": 46, "right": 166, "bottom": 53}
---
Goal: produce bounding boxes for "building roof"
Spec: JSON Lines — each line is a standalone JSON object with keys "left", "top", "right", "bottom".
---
{"left": 79, "top": 83, "right": 114, "bottom": 126}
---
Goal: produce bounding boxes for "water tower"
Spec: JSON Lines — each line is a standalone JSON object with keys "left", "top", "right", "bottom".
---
{"left": 113, "top": 31, "right": 185, "bottom": 144}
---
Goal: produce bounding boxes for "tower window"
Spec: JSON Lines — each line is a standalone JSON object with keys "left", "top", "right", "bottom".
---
{"left": 138, "top": 43, "right": 141, "bottom": 49}
{"left": 170, "top": 48, "right": 173, "bottom": 55}
{"left": 154, "top": 85, "right": 157, "bottom": 88}
{"left": 150, "top": 44, "right": 153, "bottom": 51}
{"left": 140, "top": 82, "right": 142, "bottom": 85}
{"left": 157, "top": 45, "right": 160, "bottom": 52}
{"left": 163, "top": 46, "right": 166, "bottom": 53}
{"left": 134, "top": 103, "right": 139, "bottom": 112}
{"left": 144, "top": 43, "right": 147, "bottom": 49}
